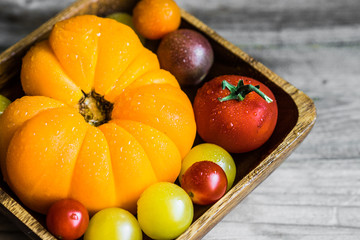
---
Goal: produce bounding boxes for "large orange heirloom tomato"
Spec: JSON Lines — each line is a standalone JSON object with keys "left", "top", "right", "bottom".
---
{"left": 0, "top": 15, "right": 196, "bottom": 214}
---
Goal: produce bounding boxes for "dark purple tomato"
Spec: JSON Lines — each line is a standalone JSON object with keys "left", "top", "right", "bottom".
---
{"left": 157, "top": 28, "right": 214, "bottom": 86}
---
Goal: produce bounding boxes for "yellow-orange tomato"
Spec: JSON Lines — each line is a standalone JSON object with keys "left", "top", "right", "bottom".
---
{"left": 132, "top": 0, "right": 181, "bottom": 40}
{"left": 0, "top": 15, "right": 196, "bottom": 215}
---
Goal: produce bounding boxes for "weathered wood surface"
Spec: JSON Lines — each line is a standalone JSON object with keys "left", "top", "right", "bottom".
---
{"left": 0, "top": 0, "right": 360, "bottom": 239}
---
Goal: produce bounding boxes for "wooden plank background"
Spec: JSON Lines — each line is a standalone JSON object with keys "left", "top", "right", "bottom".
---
{"left": 1, "top": 0, "right": 360, "bottom": 239}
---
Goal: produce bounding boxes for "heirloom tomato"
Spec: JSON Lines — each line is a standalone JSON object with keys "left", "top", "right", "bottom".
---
{"left": 0, "top": 15, "right": 196, "bottom": 215}
{"left": 193, "top": 75, "right": 278, "bottom": 153}
{"left": 46, "top": 199, "right": 89, "bottom": 240}
{"left": 181, "top": 161, "right": 228, "bottom": 205}
{"left": 137, "top": 182, "right": 193, "bottom": 239}
{"left": 84, "top": 208, "right": 142, "bottom": 240}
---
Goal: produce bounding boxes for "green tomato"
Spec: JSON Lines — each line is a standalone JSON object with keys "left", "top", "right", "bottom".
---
{"left": 0, "top": 95, "right": 11, "bottom": 115}
{"left": 84, "top": 208, "right": 142, "bottom": 240}
{"left": 107, "top": 12, "right": 134, "bottom": 28}
{"left": 180, "top": 143, "right": 236, "bottom": 191}
{"left": 137, "top": 182, "right": 193, "bottom": 240}
{"left": 106, "top": 12, "right": 145, "bottom": 44}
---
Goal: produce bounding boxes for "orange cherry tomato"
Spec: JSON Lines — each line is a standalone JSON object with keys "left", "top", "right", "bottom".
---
{"left": 132, "top": 0, "right": 181, "bottom": 40}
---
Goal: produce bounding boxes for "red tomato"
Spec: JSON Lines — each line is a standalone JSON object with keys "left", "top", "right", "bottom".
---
{"left": 46, "top": 199, "right": 89, "bottom": 240}
{"left": 193, "top": 75, "right": 278, "bottom": 153}
{"left": 180, "top": 161, "right": 227, "bottom": 205}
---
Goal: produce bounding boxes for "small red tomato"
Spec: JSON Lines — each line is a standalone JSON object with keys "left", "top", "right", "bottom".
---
{"left": 180, "top": 161, "right": 228, "bottom": 205}
{"left": 193, "top": 75, "right": 278, "bottom": 153}
{"left": 46, "top": 199, "right": 89, "bottom": 240}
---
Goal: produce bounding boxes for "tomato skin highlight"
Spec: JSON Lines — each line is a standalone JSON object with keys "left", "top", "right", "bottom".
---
{"left": 193, "top": 75, "right": 278, "bottom": 153}
{"left": 46, "top": 199, "right": 89, "bottom": 240}
{"left": 181, "top": 161, "right": 228, "bottom": 205}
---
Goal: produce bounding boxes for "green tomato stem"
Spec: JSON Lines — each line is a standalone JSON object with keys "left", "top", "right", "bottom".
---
{"left": 218, "top": 80, "right": 273, "bottom": 103}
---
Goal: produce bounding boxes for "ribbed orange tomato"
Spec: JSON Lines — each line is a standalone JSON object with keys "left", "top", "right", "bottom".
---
{"left": 0, "top": 15, "right": 196, "bottom": 214}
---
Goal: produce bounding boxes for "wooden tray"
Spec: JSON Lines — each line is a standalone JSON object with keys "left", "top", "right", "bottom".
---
{"left": 0, "top": 0, "right": 316, "bottom": 239}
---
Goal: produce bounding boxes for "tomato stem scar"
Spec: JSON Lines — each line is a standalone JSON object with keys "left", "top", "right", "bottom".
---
{"left": 78, "top": 91, "right": 113, "bottom": 127}
{"left": 218, "top": 80, "right": 273, "bottom": 103}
